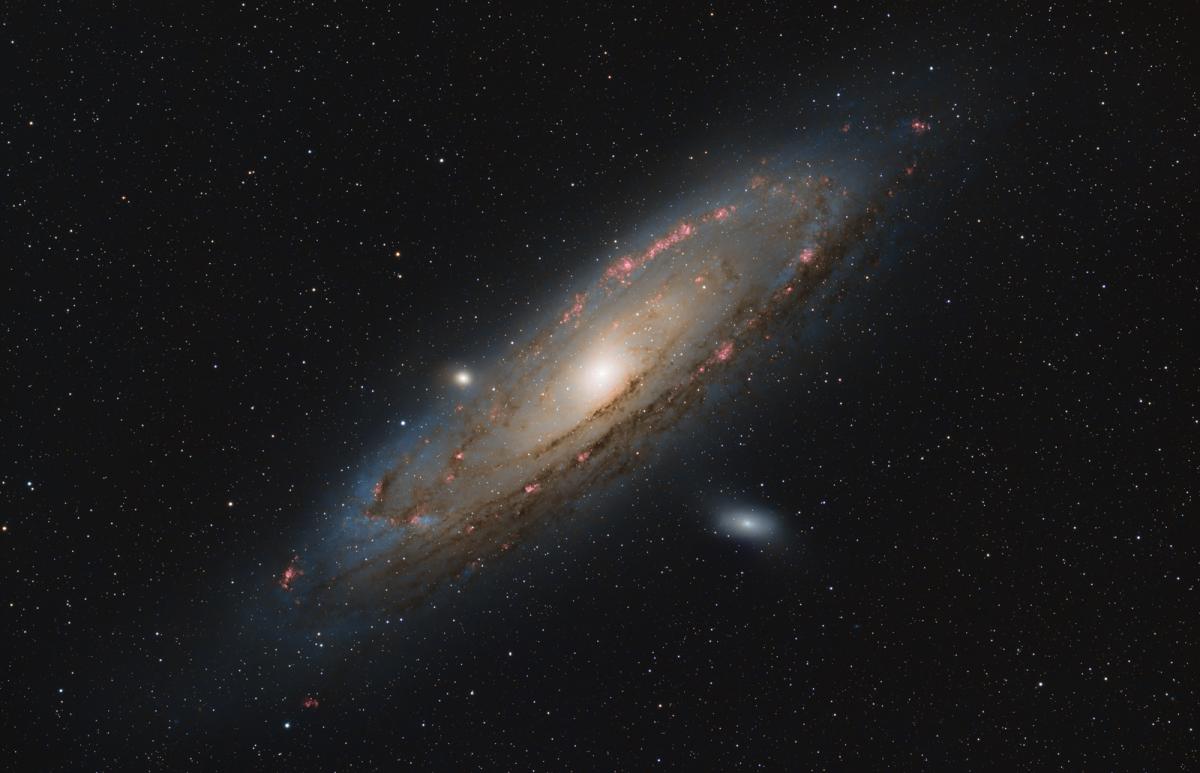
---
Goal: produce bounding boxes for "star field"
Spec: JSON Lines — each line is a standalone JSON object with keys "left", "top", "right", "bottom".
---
{"left": 3, "top": 2, "right": 1196, "bottom": 769}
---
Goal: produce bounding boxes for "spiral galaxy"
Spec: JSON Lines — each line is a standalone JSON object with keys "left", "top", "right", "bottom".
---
{"left": 286, "top": 124, "right": 932, "bottom": 620}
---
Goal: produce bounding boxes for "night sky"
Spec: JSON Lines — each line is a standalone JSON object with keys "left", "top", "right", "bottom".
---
{"left": 5, "top": 2, "right": 1197, "bottom": 769}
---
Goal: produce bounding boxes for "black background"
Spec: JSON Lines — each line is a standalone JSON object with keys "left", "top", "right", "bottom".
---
{"left": 4, "top": 2, "right": 1196, "bottom": 769}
